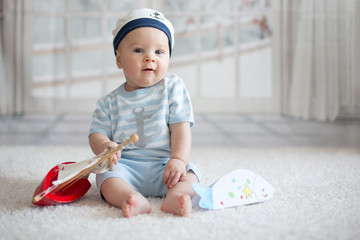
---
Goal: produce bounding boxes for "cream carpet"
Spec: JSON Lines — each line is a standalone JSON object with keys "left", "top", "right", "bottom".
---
{"left": 1, "top": 146, "right": 359, "bottom": 240}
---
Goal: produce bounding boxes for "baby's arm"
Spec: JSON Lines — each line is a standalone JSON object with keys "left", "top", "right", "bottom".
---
{"left": 163, "top": 122, "right": 191, "bottom": 189}
{"left": 89, "top": 132, "right": 121, "bottom": 163}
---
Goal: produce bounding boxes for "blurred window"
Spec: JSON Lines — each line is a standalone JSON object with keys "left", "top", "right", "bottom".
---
{"left": 28, "top": 0, "right": 271, "bottom": 101}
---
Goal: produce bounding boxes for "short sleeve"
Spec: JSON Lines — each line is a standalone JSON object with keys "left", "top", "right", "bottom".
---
{"left": 167, "top": 76, "right": 195, "bottom": 127}
{"left": 89, "top": 97, "right": 113, "bottom": 139}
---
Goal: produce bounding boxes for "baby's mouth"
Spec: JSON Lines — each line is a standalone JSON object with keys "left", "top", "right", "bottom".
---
{"left": 142, "top": 68, "right": 154, "bottom": 72}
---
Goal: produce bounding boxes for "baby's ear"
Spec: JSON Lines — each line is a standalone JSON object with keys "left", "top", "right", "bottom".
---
{"left": 115, "top": 50, "right": 122, "bottom": 69}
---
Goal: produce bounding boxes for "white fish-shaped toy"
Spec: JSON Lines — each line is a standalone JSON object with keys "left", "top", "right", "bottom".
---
{"left": 192, "top": 169, "right": 274, "bottom": 210}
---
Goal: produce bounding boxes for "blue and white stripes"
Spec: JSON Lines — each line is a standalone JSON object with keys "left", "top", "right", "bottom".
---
{"left": 89, "top": 73, "right": 194, "bottom": 162}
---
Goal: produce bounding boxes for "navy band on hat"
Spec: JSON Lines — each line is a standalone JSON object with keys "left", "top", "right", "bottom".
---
{"left": 113, "top": 18, "right": 173, "bottom": 56}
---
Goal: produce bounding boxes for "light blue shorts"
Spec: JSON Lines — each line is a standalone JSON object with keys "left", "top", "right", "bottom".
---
{"left": 96, "top": 159, "right": 201, "bottom": 198}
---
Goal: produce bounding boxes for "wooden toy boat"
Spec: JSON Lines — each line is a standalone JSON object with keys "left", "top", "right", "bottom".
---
{"left": 32, "top": 134, "right": 139, "bottom": 206}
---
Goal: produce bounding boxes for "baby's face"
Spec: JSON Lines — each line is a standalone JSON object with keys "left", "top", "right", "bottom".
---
{"left": 116, "top": 27, "right": 170, "bottom": 91}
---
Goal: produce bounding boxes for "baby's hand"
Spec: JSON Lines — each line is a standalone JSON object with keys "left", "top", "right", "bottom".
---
{"left": 163, "top": 158, "right": 187, "bottom": 189}
{"left": 104, "top": 142, "right": 121, "bottom": 166}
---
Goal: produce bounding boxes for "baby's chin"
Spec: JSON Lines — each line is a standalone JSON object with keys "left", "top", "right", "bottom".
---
{"left": 139, "top": 78, "right": 164, "bottom": 88}
{"left": 125, "top": 80, "right": 163, "bottom": 91}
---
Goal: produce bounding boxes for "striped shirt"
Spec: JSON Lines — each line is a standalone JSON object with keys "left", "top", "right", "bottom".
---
{"left": 89, "top": 73, "right": 194, "bottom": 162}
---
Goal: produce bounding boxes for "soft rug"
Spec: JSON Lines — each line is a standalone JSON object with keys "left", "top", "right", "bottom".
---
{"left": 0, "top": 146, "right": 359, "bottom": 240}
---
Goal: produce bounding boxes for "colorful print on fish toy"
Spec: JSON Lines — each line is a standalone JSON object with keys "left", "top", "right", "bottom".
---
{"left": 192, "top": 169, "right": 274, "bottom": 210}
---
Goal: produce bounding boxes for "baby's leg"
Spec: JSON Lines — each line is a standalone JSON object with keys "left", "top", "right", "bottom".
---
{"left": 160, "top": 172, "right": 198, "bottom": 217}
{"left": 101, "top": 178, "right": 151, "bottom": 218}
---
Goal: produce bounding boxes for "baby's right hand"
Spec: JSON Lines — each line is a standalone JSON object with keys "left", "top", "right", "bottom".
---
{"left": 105, "top": 142, "right": 121, "bottom": 165}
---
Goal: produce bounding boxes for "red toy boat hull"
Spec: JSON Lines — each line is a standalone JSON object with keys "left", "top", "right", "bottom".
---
{"left": 32, "top": 162, "right": 91, "bottom": 206}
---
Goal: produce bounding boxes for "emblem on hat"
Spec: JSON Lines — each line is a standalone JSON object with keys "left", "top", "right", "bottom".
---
{"left": 150, "top": 11, "right": 164, "bottom": 20}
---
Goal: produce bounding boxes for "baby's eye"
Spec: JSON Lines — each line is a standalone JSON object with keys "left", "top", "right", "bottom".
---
{"left": 155, "top": 50, "right": 164, "bottom": 55}
{"left": 134, "top": 48, "right": 143, "bottom": 53}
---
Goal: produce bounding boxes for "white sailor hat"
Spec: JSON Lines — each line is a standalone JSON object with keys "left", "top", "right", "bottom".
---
{"left": 112, "top": 8, "right": 174, "bottom": 56}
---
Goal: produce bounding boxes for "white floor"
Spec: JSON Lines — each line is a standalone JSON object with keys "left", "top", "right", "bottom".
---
{"left": 1, "top": 114, "right": 359, "bottom": 147}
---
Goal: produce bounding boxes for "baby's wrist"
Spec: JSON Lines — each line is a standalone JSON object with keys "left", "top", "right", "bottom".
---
{"left": 169, "top": 157, "right": 187, "bottom": 166}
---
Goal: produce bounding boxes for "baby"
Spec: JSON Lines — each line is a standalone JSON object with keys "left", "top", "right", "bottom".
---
{"left": 89, "top": 8, "right": 201, "bottom": 218}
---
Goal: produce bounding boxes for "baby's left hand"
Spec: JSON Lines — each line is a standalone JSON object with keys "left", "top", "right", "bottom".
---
{"left": 163, "top": 158, "right": 187, "bottom": 189}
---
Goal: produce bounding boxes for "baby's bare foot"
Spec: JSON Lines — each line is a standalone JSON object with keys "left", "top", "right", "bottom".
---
{"left": 161, "top": 194, "right": 192, "bottom": 217}
{"left": 121, "top": 194, "right": 151, "bottom": 218}
{"left": 179, "top": 194, "right": 192, "bottom": 217}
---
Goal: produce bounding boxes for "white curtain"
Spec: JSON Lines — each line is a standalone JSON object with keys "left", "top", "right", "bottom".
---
{"left": 0, "top": 21, "right": 14, "bottom": 115}
{"left": 273, "top": 0, "right": 360, "bottom": 121}
{"left": 0, "top": 7, "right": 9, "bottom": 115}
{"left": 0, "top": 25, "right": 6, "bottom": 114}
{"left": 0, "top": 0, "right": 23, "bottom": 116}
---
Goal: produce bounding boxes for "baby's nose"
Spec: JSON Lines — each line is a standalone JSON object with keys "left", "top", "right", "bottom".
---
{"left": 144, "top": 53, "right": 156, "bottom": 62}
